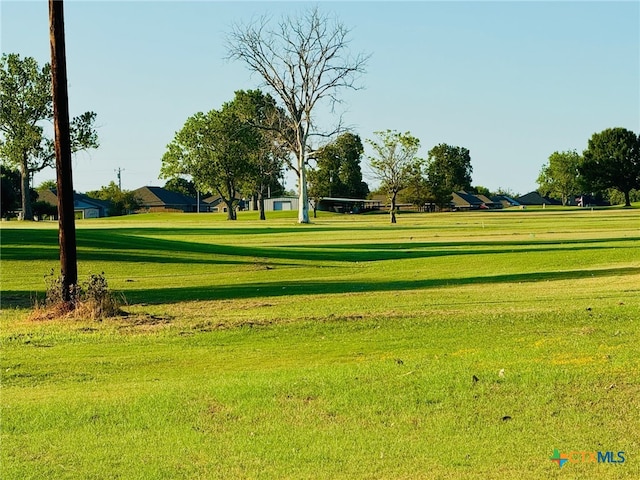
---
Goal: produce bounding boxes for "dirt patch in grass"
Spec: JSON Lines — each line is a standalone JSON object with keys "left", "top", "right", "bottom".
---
{"left": 115, "top": 314, "right": 173, "bottom": 332}
{"left": 28, "top": 299, "right": 127, "bottom": 322}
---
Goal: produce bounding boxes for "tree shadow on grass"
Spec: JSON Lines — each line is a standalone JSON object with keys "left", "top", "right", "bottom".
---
{"left": 102, "top": 265, "right": 640, "bottom": 305}
{"left": 2, "top": 228, "right": 638, "bottom": 265}
{"left": 3, "top": 227, "right": 639, "bottom": 308}
{"left": 293, "top": 237, "right": 640, "bottom": 250}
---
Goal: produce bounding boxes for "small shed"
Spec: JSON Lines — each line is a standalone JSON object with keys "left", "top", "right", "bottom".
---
{"left": 262, "top": 196, "right": 299, "bottom": 212}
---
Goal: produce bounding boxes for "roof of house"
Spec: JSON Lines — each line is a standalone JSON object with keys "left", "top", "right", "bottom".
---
{"left": 133, "top": 186, "right": 198, "bottom": 207}
{"left": 202, "top": 195, "right": 227, "bottom": 206}
{"left": 37, "top": 189, "right": 111, "bottom": 211}
{"left": 36, "top": 188, "right": 59, "bottom": 206}
{"left": 491, "top": 195, "right": 521, "bottom": 206}
{"left": 369, "top": 194, "right": 388, "bottom": 203}
{"left": 474, "top": 194, "right": 495, "bottom": 204}
{"left": 517, "top": 191, "right": 562, "bottom": 205}
{"left": 451, "top": 191, "right": 484, "bottom": 207}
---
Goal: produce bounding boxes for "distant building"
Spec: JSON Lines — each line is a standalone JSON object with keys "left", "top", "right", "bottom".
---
{"left": 491, "top": 195, "right": 520, "bottom": 208}
{"left": 133, "top": 186, "right": 207, "bottom": 212}
{"left": 263, "top": 196, "right": 299, "bottom": 211}
{"left": 201, "top": 195, "right": 258, "bottom": 213}
{"left": 474, "top": 194, "right": 502, "bottom": 209}
{"left": 36, "top": 189, "right": 110, "bottom": 219}
{"left": 366, "top": 194, "right": 413, "bottom": 212}
{"left": 201, "top": 195, "right": 230, "bottom": 213}
{"left": 314, "top": 197, "right": 381, "bottom": 213}
{"left": 517, "top": 191, "right": 561, "bottom": 206}
{"left": 450, "top": 191, "right": 485, "bottom": 210}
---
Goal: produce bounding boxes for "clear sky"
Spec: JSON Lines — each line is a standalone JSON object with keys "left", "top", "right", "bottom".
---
{"left": 2, "top": 1, "right": 639, "bottom": 196}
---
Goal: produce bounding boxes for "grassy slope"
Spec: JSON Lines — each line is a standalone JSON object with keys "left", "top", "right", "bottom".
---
{"left": 1, "top": 209, "right": 639, "bottom": 479}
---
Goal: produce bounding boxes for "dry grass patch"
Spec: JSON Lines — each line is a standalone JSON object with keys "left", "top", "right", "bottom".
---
{"left": 29, "top": 296, "right": 126, "bottom": 322}
{"left": 29, "top": 271, "right": 126, "bottom": 322}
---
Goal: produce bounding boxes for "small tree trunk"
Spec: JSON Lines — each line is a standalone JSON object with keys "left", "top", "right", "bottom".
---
{"left": 258, "top": 191, "right": 266, "bottom": 220}
{"left": 223, "top": 180, "right": 237, "bottom": 220}
{"left": 20, "top": 161, "right": 33, "bottom": 220}
{"left": 624, "top": 190, "right": 631, "bottom": 207}
{"left": 298, "top": 155, "right": 309, "bottom": 224}
{"left": 225, "top": 199, "right": 236, "bottom": 220}
{"left": 390, "top": 191, "right": 397, "bottom": 224}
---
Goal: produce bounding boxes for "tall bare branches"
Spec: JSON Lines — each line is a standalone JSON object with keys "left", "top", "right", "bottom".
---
{"left": 227, "top": 7, "right": 368, "bottom": 223}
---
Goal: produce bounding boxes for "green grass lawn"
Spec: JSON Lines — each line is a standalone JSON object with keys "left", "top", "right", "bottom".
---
{"left": 1, "top": 208, "right": 639, "bottom": 479}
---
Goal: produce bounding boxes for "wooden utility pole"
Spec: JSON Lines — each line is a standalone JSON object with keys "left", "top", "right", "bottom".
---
{"left": 115, "top": 167, "right": 124, "bottom": 190}
{"left": 49, "top": 0, "right": 78, "bottom": 301}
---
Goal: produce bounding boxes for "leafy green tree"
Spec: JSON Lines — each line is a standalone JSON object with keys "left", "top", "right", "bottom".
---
{"left": 231, "top": 90, "right": 288, "bottom": 220}
{"left": 0, "top": 54, "right": 98, "bottom": 220}
{"left": 86, "top": 182, "right": 141, "bottom": 216}
{"left": 308, "top": 132, "right": 369, "bottom": 213}
{"left": 537, "top": 150, "right": 582, "bottom": 205}
{"left": 580, "top": 127, "right": 640, "bottom": 207}
{"left": 606, "top": 188, "right": 640, "bottom": 206}
{"left": 333, "top": 133, "right": 369, "bottom": 199}
{"left": 368, "top": 130, "right": 421, "bottom": 223}
{"left": 400, "top": 160, "right": 431, "bottom": 210}
{"left": 1, "top": 165, "right": 21, "bottom": 218}
{"left": 37, "top": 179, "right": 57, "bottom": 191}
{"left": 425, "top": 144, "right": 473, "bottom": 209}
{"left": 163, "top": 177, "right": 198, "bottom": 198}
{"left": 495, "top": 187, "right": 520, "bottom": 198}
{"left": 471, "top": 185, "right": 492, "bottom": 197}
{"left": 228, "top": 7, "right": 368, "bottom": 223}
{"left": 32, "top": 200, "right": 58, "bottom": 219}
{"left": 161, "top": 96, "right": 262, "bottom": 220}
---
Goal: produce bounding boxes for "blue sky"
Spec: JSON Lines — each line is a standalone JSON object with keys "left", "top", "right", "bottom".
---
{"left": 2, "top": 1, "right": 638, "bottom": 195}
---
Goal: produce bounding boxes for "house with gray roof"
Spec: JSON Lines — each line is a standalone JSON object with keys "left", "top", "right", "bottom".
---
{"left": 491, "top": 195, "right": 520, "bottom": 208}
{"left": 133, "top": 186, "right": 208, "bottom": 212}
{"left": 451, "top": 191, "right": 485, "bottom": 210}
{"left": 474, "top": 194, "right": 502, "bottom": 209}
{"left": 36, "top": 189, "right": 111, "bottom": 219}
{"left": 517, "top": 191, "right": 562, "bottom": 206}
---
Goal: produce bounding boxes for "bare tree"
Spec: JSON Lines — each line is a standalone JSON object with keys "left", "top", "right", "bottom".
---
{"left": 227, "top": 7, "right": 368, "bottom": 223}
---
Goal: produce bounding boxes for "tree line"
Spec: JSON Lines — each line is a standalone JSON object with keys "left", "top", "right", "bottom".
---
{"left": 537, "top": 128, "right": 640, "bottom": 207}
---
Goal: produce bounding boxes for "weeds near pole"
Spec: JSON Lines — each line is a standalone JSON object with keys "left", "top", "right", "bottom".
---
{"left": 30, "top": 270, "right": 125, "bottom": 321}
